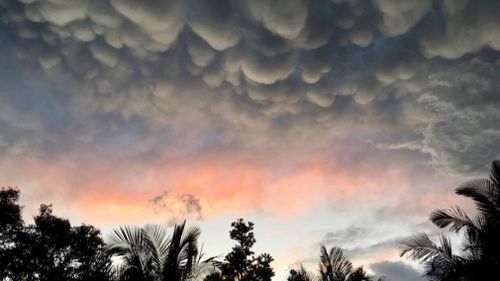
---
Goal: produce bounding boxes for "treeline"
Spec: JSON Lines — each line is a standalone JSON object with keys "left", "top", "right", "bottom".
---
{"left": 1, "top": 160, "right": 500, "bottom": 281}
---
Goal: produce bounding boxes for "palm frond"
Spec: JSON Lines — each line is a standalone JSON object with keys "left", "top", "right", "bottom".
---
{"left": 489, "top": 160, "right": 500, "bottom": 188}
{"left": 430, "top": 206, "right": 476, "bottom": 232}
{"left": 400, "top": 233, "right": 452, "bottom": 262}
{"left": 438, "top": 235, "right": 453, "bottom": 258}
{"left": 161, "top": 221, "right": 205, "bottom": 281}
{"left": 319, "top": 245, "right": 333, "bottom": 280}
{"left": 180, "top": 225, "right": 202, "bottom": 253}
{"left": 330, "top": 246, "right": 353, "bottom": 280}
{"left": 319, "top": 245, "right": 353, "bottom": 281}
{"left": 182, "top": 237, "right": 198, "bottom": 280}
{"left": 456, "top": 179, "right": 500, "bottom": 215}
{"left": 178, "top": 225, "right": 202, "bottom": 265}
{"left": 108, "top": 227, "right": 156, "bottom": 280}
{"left": 107, "top": 225, "right": 145, "bottom": 257}
{"left": 142, "top": 224, "right": 170, "bottom": 277}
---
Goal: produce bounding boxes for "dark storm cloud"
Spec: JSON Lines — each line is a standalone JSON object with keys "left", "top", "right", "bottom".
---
{"left": 370, "top": 261, "right": 424, "bottom": 281}
{"left": 0, "top": 0, "right": 499, "bottom": 174}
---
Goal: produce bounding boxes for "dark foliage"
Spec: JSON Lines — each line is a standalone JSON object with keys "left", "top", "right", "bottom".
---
{"left": 208, "top": 219, "right": 274, "bottom": 281}
{"left": 0, "top": 186, "right": 23, "bottom": 229}
{"left": 0, "top": 187, "right": 112, "bottom": 281}
{"left": 287, "top": 264, "right": 317, "bottom": 281}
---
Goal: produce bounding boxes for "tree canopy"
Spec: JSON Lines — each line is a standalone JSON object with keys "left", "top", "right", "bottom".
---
{"left": 0, "top": 187, "right": 112, "bottom": 281}
{"left": 206, "top": 219, "right": 274, "bottom": 281}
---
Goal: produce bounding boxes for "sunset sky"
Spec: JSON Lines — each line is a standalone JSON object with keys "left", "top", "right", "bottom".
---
{"left": 1, "top": 0, "right": 500, "bottom": 280}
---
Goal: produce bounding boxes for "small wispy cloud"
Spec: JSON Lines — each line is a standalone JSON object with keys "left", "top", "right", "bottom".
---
{"left": 150, "top": 188, "right": 203, "bottom": 226}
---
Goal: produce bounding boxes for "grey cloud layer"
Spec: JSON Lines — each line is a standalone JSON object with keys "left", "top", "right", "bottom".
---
{"left": 0, "top": 0, "right": 500, "bottom": 174}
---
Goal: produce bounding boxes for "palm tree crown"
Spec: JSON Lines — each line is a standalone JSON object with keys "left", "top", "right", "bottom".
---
{"left": 318, "top": 246, "right": 373, "bottom": 281}
{"left": 107, "top": 221, "right": 215, "bottom": 281}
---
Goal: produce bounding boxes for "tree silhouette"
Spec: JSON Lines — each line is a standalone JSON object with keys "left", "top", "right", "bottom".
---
{"left": 0, "top": 186, "right": 26, "bottom": 279}
{"left": 401, "top": 160, "right": 500, "bottom": 280}
{"left": 347, "top": 267, "right": 373, "bottom": 281}
{"left": 318, "top": 246, "right": 373, "bottom": 281}
{"left": 207, "top": 219, "right": 274, "bottom": 281}
{"left": 287, "top": 264, "right": 318, "bottom": 281}
{"left": 0, "top": 186, "right": 23, "bottom": 230}
{"left": 0, "top": 187, "right": 113, "bottom": 281}
{"left": 287, "top": 246, "right": 379, "bottom": 281}
{"left": 107, "top": 221, "right": 216, "bottom": 281}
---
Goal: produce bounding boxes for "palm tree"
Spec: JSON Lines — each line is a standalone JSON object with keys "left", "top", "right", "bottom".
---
{"left": 401, "top": 160, "right": 500, "bottom": 280}
{"left": 107, "top": 221, "right": 216, "bottom": 281}
{"left": 318, "top": 246, "right": 373, "bottom": 281}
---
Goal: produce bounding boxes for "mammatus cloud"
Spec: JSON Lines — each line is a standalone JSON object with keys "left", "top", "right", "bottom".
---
{"left": 420, "top": 0, "right": 500, "bottom": 59}
{"left": 373, "top": 0, "right": 431, "bottom": 37}
{"left": 1, "top": 0, "right": 500, "bottom": 176}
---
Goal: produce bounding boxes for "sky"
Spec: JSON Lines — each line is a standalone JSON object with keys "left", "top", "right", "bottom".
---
{"left": 1, "top": 0, "right": 500, "bottom": 280}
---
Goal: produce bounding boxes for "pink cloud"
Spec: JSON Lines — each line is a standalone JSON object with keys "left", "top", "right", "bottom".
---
{"left": 0, "top": 147, "right": 458, "bottom": 227}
